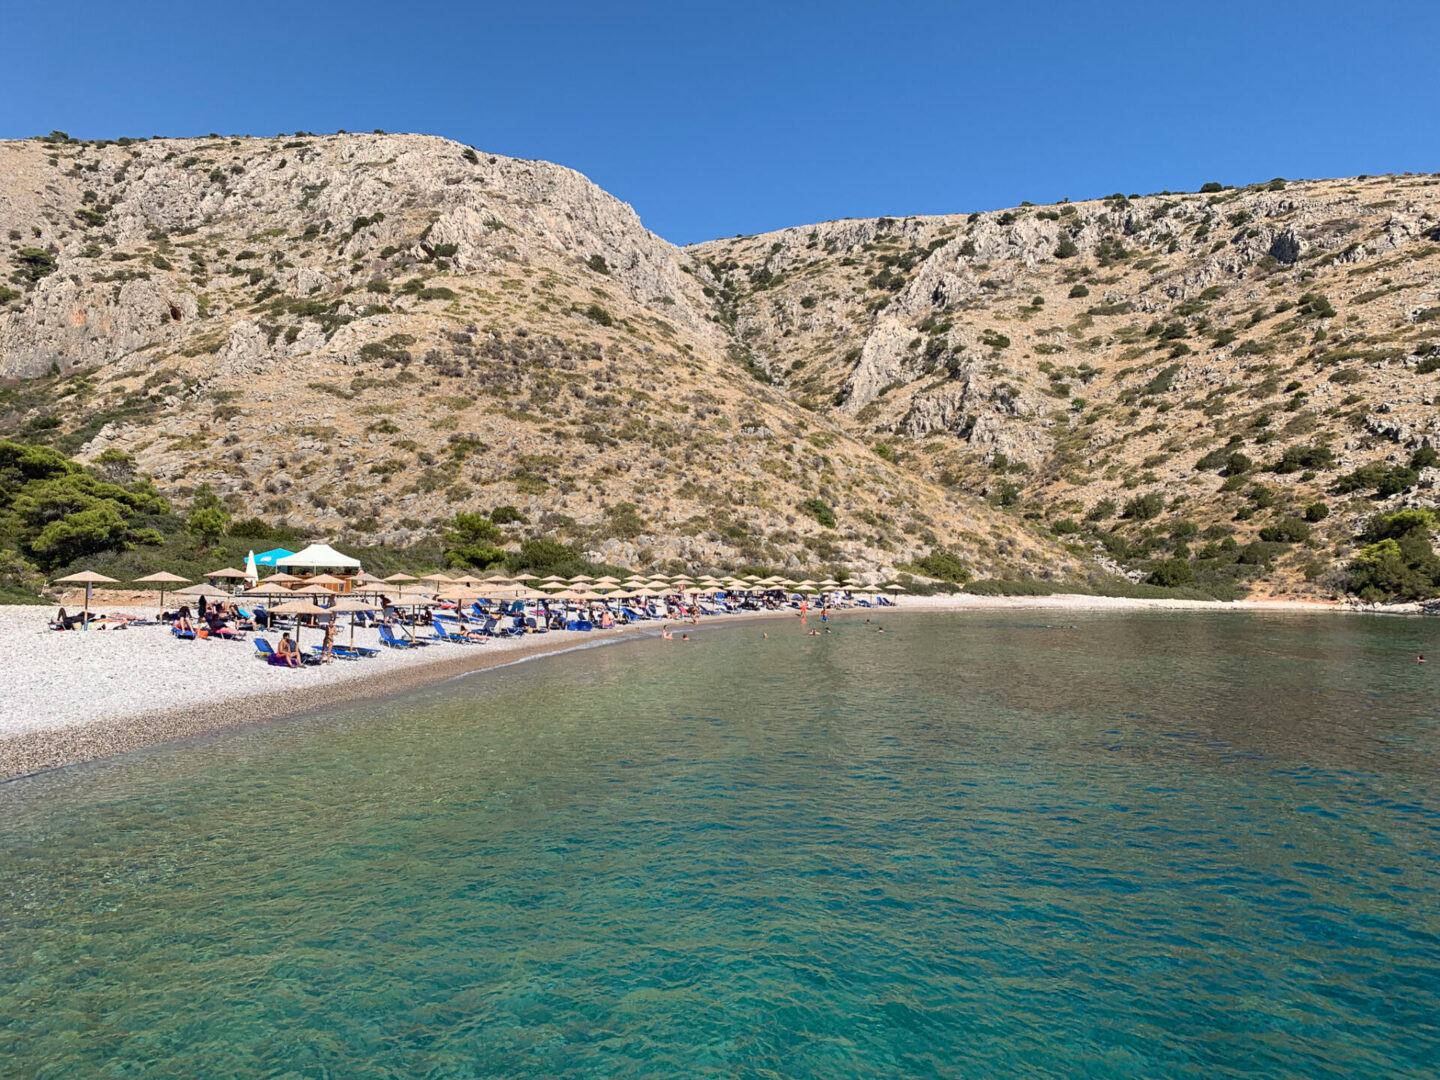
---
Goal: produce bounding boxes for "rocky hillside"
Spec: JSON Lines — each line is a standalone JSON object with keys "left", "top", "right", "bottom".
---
{"left": 0, "top": 131, "right": 1075, "bottom": 581}
{"left": 4, "top": 130, "right": 1437, "bottom": 593}
{"left": 693, "top": 174, "right": 1440, "bottom": 597}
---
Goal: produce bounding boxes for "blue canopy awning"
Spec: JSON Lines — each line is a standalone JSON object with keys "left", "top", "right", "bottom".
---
{"left": 255, "top": 548, "right": 295, "bottom": 567}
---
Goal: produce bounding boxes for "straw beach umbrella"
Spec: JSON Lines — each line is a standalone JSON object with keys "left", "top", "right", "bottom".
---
{"left": 53, "top": 570, "right": 118, "bottom": 628}
{"left": 175, "top": 583, "right": 230, "bottom": 599}
{"left": 242, "top": 583, "right": 291, "bottom": 599}
{"left": 134, "top": 571, "right": 188, "bottom": 614}
{"left": 328, "top": 597, "right": 377, "bottom": 649}
{"left": 207, "top": 567, "right": 248, "bottom": 581}
{"left": 267, "top": 598, "right": 328, "bottom": 654}
{"left": 383, "top": 572, "right": 418, "bottom": 583}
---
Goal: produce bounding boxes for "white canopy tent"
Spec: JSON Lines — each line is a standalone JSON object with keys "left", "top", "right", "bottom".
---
{"left": 275, "top": 543, "right": 362, "bottom": 571}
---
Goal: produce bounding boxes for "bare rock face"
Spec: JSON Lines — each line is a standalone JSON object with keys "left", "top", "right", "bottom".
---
{"left": 0, "top": 271, "right": 192, "bottom": 377}
{"left": 0, "top": 133, "right": 724, "bottom": 380}
{"left": 0, "top": 132, "right": 1083, "bottom": 583}
{"left": 8, "top": 136, "right": 1438, "bottom": 595}
{"left": 688, "top": 172, "right": 1440, "bottom": 597}
{"left": 843, "top": 317, "right": 922, "bottom": 409}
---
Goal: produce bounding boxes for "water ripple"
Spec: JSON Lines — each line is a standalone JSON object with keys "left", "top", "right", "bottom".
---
{"left": 1, "top": 611, "right": 1438, "bottom": 1078}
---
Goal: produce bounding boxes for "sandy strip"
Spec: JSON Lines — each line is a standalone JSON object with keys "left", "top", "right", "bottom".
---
{"left": 0, "top": 591, "right": 1396, "bottom": 782}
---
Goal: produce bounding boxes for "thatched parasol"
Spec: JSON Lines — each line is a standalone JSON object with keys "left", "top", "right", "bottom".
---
{"left": 134, "top": 571, "right": 188, "bottom": 613}
{"left": 53, "top": 570, "right": 118, "bottom": 627}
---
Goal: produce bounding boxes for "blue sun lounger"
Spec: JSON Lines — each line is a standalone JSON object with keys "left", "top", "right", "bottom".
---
{"left": 378, "top": 624, "right": 419, "bottom": 649}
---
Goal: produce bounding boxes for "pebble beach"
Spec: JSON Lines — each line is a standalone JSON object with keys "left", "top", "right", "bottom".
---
{"left": 0, "top": 591, "right": 1355, "bottom": 781}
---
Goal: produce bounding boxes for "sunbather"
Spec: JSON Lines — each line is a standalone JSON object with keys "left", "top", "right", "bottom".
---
{"left": 275, "top": 633, "right": 300, "bottom": 667}
{"left": 454, "top": 617, "right": 490, "bottom": 643}
{"left": 175, "top": 611, "right": 196, "bottom": 635}
{"left": 205, "top": 611, "right": 243, "bottom": 639}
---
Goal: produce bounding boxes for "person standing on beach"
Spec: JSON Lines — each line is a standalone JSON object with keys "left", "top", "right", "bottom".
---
{"left": 321, "top": 621, "right": 336, "bottom": 663}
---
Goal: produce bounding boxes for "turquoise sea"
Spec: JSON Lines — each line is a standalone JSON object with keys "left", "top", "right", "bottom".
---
{"left": 1, "top": 611, "right": 1438, "bottom": 1078}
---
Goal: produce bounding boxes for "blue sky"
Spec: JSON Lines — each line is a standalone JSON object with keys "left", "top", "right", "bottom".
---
{"left": 3, "top": 1, "right": 1436, "bottom": 244}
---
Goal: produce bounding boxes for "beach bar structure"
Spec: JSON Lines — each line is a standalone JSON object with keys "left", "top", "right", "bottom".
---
{"left": 274, "top": 543, "right": 364, "bottom": 593}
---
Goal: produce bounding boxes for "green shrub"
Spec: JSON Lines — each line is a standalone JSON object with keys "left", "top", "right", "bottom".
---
{"left": 442, "top": 512, "right": 505, "bottom": 569}
{"left": 586, "top": 254, "right": 610, "bottom": 274}
{"left": 911, "top": 550, "right": 972, "bottom": 583}
{"left": 1054, "top": 237, "right": 1078, "bottom": 259}
{"left": 12, "top": 248, "right": 57, "bottom": 283}
{"left": 1067, "top": 283, "right": 1089, "bottom": 298}
{"left": 799, "top": 497, "right": 836, "bottom": 528}
{"left": 1272, "top": 444, "right": 1334, "bottom": 474}
{"left": 1122, "top": 492, "right": 1164, "bottom": 520}
{"left": 1146, "top": 557, "right": 1194, "bottom": 587}
{"left": 1347, "top": 509, "right": 1440, "bottom": 601}
{"left": 1258, "top": 517, "right": 1312, "bottom": 543}
{"left": 1333, "top": 462, "right": 1418, "bottom": 497}
{"left": 1296, "top": 292, "right": 1336, "bottom": 319}
{"left": 583, "top": 303, "right": 614, "bottom": 327}
{"left": 602, "top": 501, "right": 646, "bottom": 540}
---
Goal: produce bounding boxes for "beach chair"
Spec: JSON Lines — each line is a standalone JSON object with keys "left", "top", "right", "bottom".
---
{"left": 428, "top": 619, "right": 471, "bottom": 644}
{"left": 172, "top": 625, "right": 196, "bottom": 640}
{"left": 378, "top": 624, "right": 417, "bottom": 649}
{"left": 309, "top": 645, "right": 357, "bottom": 661}
{"left": 254, "top": 638, "right": 301, "bottom": 666}
{"left": 525, "top": 616, "right": 548, "bottom": 633}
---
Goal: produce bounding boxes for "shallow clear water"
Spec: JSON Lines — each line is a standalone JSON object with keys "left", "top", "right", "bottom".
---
{"left": 2, "top": 611, "right": 1439, "bottom": 1079}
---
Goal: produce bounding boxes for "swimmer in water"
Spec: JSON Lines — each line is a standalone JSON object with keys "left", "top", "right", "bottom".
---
{"left": 681, "top": 633, "right": 690, "bottom": 641}
{"left": 809, "top": 629, "right": 821, "bottom": 636}
{"left": 876, "top": 626, "right": 885, "bottom": 633}
{"left": 661, "top": 625, "right": 673, "bottom": 640}
{"left": 1419, "top": 654, "right": 1426, "bottom": 663}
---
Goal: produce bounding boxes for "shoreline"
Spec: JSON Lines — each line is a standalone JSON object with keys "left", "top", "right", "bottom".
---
{"left": 0, "top": 593, "right": 1402, "bottom": 783}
